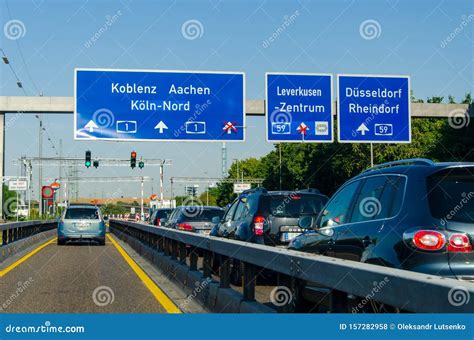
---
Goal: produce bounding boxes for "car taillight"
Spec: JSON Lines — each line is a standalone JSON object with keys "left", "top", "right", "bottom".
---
{"left": 253, "top": 215, "right": 265, "bottom": 236}
{"left": 154, "top": 218, "right": 160, "bottom": 226}
{"left": 448, "top": 233, "right": 472, "bottom": 252}
{"left": 412, "top": 230, "right": 446, "bottom": 251}
{"left": 177, "top": 223, "right": 193, "bottom": 231}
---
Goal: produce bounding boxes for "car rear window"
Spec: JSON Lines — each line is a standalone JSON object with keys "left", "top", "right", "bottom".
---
{"left": 180, "top": 208, "right": 224, "bottom": 222}
{"left": 427, "top": 168, "right": 474, "bottom": 223}
{"left": 64, "top": 208, "right": 99, "bottom": 220}
{"left": 155, "top": 210, "right": 171, "bottom": 219}
{"left": 269, "top": 194, "right": 327, "bottom": 217}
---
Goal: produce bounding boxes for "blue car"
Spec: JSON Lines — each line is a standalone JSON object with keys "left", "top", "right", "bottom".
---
{"left": 58, "top": 205, "right": 106, "bottom": 245}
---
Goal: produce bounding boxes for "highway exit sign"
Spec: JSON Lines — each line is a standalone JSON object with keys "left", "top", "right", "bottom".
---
{"left": 74, "top": 68, "right": 245, "bottom": 142}
{"left": 266, "top": 73, "right": 333, "bottom": 143}
{"left": 337, "top": 74, "right": 411, "bottom": 143}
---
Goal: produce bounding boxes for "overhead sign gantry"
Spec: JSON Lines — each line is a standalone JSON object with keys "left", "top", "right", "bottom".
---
{"left": 74, "top": 68, "right": 245, "bottom": 142}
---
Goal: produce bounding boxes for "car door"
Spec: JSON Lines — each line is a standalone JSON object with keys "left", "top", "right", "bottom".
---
{"left": 217, "top": 200, "right": 239, "bottom": 237}
{"left": 304, "top": 181, "right": 361, "bottom": 256}
{"left": 330, "top": 175, "right": 404, "bottom": 262}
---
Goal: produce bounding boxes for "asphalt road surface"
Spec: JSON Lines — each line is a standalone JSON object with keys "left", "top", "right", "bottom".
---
{"left": 0, "top": 236, "right": 170, "bottom": 313}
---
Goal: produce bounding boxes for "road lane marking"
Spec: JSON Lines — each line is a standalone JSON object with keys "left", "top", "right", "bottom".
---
{"left": 106, "top": 234, "right": 182, "bottom": 314}
{"left": 0, "top": 238, "right": 56, "bottom": 277}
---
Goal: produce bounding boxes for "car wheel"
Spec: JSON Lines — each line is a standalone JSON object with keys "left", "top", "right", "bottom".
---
{"left": 98, "top": 238, "right": 106, "bottom": 246}
{"left": 57, "top": 239, "right": 65, "bottom": 246}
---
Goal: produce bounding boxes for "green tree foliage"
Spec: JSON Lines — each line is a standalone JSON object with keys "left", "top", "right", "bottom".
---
{"left": 213, "top": 92, "right": 473, "bottom": 204}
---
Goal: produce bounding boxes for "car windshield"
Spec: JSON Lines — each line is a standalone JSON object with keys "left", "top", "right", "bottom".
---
{"left": 181, "top": 208, "right": 224, "bottom": 222}
{"left": 64, "top": 208, "right": 99, "bottom": 220}
{"left": 427, "top": 168, "right": 474, "bottom": 223}
{"left": 269, "top": 194, "right": 327, "bottom": 218}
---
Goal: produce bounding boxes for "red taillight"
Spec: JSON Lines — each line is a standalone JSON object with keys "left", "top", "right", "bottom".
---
{"left": 253, "top": 215, "right": 265, "bottom": 236}
{"left": 177, "top": 223, "right": 193, "bottom": 231}
{"left": 413, "top": 230, "right": 446, "bottom": 251}
{"left": 448, "top": 234, "right": 472, "bottom": 252}
{"left": 291, "top": 195, "right": 301, "bottom": 200}
{"left": 154, "top": 218, "right": 160, "bottom": 226}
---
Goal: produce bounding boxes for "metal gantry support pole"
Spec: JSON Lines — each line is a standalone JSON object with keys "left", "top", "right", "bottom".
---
{"left": 140, "top": 177, "right": 144, "bottom": 221}
{"left": 159, "top": 163, "right": 164, "bottom": 203}
{"left": 38, "top": 119, "right": 43, "bottom": 216}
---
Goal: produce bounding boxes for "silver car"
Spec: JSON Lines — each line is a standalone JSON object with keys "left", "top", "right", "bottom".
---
{"left": 57, "top": 205, "right": 106, "bottom": 245}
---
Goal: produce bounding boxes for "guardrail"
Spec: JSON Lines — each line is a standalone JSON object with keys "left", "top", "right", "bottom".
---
{"left": 0, "top": 220, "right": 57, "bottom": 246}
{"left": 110, "top": 220, "right": 474, "bottom": 313}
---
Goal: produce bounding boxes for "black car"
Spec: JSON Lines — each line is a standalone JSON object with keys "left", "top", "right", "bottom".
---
{"left": 211, "top": 187, "right": 328, "bottom": 246}
{"left": 289, "top": 158, "right": 474, "bottom": 311}
{"left": 149, "top": 208, "right": 173, "bottom": 227}
{"left": 164, "top": 206, "right": 224, "bottom": 235}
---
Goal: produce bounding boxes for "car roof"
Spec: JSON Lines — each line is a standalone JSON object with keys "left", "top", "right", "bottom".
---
{"left": 67, "top": 204, "right": 98, "bottom": 209}
{"left": 177, "top": 206, "right": 223, "bottom": 210}
{"left": 353, "top": 160, "right": 474, "bottom": 180}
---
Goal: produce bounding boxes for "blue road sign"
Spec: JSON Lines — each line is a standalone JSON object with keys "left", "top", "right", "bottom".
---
{"left": 74, "top": 68, "right": 245, "bottom": 142}
{"left": 266, "top": 73, "right": 333, "bottom": 143}
{"left": 337, "top": 74, "right": 411, "bottom": 143}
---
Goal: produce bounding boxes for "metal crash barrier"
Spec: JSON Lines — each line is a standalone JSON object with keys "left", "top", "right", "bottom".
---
{"left": 0, "top": 220, "right": 57, "bottom": 246}
{"left": 110, "top": 219, "right": 474, "bottom": 313}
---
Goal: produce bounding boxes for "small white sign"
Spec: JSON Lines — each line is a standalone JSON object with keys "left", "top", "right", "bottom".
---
{"left": 130, "top": 207, "right": 136, "bottom": 214}
{"left": 8, "top": 179, "right": 28, "bottom": 191}
{"left": 233, "top": 183, "right": 251, "bottom": 194}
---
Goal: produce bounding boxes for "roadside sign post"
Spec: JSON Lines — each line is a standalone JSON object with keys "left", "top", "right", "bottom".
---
{"left": 233, "top": 183, "right": 251, "bottom": 194}
{"left": 75, "top": 68, "right": 245, "bottom": 142}
{"left": 266, "top": 73, "right": 333, "bottom": 143}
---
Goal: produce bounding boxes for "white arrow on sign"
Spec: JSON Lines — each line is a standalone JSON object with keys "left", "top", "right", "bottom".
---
{"left": 356, "top": 123, "right": 370, "bottom": 136}
{"left": 84, "top": 120, "right": 98, "bottom": 132}
{"left": 154, "top": 121, "right": 168, "bottom": 133}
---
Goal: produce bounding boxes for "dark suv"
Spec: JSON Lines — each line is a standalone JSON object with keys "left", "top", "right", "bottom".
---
{"left": 289, "top": 159, "right": 474, "bottom": 310}
{"left": 211, "top": 188, "right": 328, "bottom": 246}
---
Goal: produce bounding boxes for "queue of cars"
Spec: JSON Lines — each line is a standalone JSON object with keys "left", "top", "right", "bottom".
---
{"left": 145, "top": 159, "right": 473, "bottom": 311}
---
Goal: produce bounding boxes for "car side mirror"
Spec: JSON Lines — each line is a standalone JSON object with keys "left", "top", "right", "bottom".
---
{"left": 160, "top": 218, "right": 168, "bottom": 224}
{"left": 211, "top": 216, "right": 221, "bottom": 224}
{"left": 298, "top": 216, "right": 314, "bottom": 229}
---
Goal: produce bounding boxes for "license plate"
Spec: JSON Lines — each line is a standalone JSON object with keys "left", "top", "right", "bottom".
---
{"left": 76, "top": 222, "right": 90, "bottom": 228}
{"left": 282, "top": 232, "right": 301, "bottom": 242}
{"left": 199, "top": 230, "right": 211, "bottom": 235}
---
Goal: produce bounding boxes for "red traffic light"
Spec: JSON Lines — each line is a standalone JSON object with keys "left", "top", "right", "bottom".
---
{"left": 131, "top": 151, "right": 137, "bottom": 159}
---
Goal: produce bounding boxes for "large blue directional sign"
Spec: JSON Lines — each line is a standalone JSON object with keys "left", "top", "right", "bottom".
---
{"left": 266, "top": 73, "right": 333, "bottom": 142}
{"left": 337, "top": 74, "right": 411, "bottom": 143}
{"left": 74, "top": 68, "right": 245, "bottom": 142}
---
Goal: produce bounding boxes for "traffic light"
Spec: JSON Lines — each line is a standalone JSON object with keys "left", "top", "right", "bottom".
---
{"left": 85, "top": 150, "right": 91, "bottom": 168}
{"left": 93, "top": 160, "right": 99, "bottom": 168}
{"left": 130, "top": 151, "right": 137, "bottom": 169}
{"left": 138, "top": 160, "right": 144, "bottom": 169}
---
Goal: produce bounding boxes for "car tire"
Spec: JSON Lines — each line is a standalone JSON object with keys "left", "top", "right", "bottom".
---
{"left": 98, "top": 238, "right": 106, "bottom": 246}
{"left": 57, "top": 239, "right": 66, "bottom": 246}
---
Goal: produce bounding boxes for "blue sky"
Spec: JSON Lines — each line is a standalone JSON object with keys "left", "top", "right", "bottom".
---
{"left": 0, "top": 0, "right": 472, "bottom": 199}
